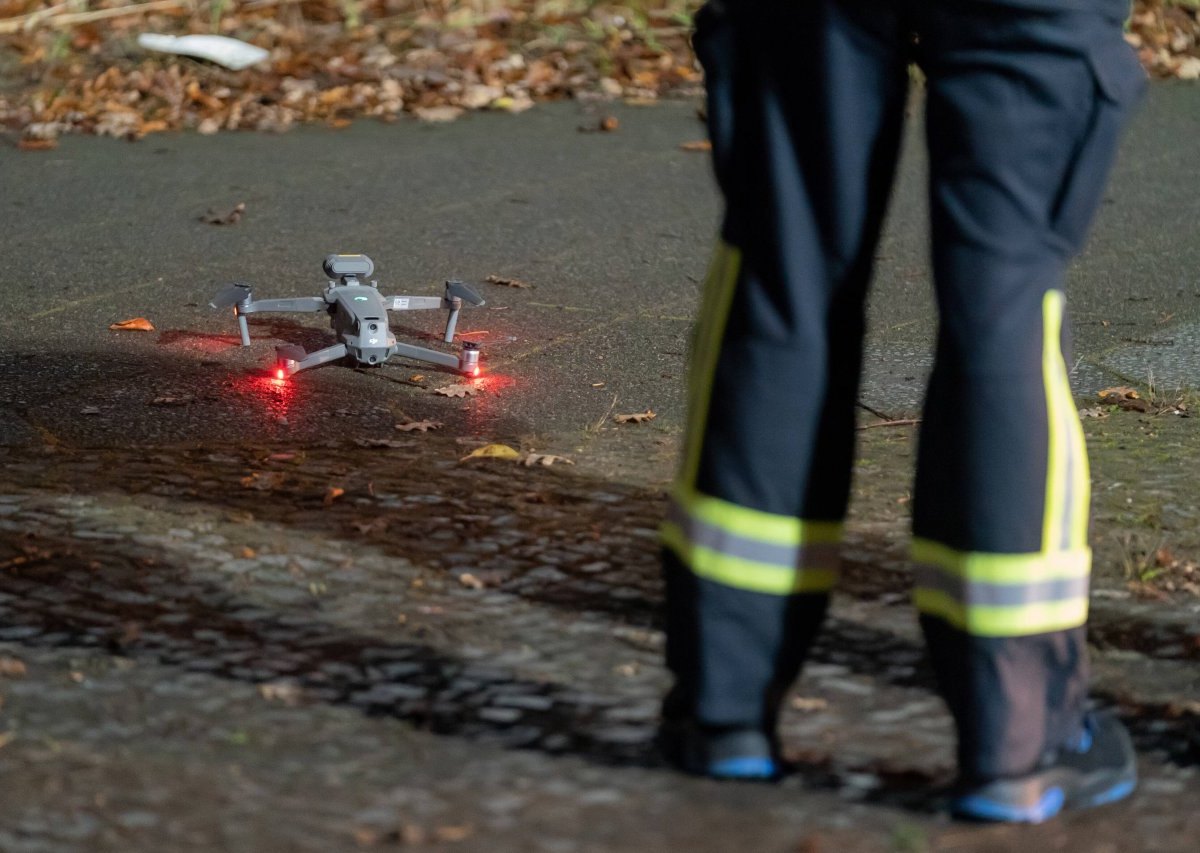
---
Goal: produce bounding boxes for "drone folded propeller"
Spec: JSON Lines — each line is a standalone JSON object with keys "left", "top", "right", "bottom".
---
{"left": 211, "top": 254, "right": 485, "bottom": 378}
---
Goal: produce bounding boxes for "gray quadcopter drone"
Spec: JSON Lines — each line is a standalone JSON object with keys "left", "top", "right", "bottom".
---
{"left": 211, "top": 254, "right": 485, "bottom": 378}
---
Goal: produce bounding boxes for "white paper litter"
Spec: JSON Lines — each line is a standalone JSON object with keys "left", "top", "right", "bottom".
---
{"left": 137, "top": 33, "right": 269, "bottom": 71}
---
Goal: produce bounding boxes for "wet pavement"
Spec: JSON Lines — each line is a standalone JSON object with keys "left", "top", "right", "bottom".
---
{"left": 1, "top": 86, "right": 1199, "bottom": 851}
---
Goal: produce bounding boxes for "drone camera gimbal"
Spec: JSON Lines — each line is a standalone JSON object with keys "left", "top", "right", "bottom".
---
{"left": 210, "top": 254, "right": 486, "bottom": 378}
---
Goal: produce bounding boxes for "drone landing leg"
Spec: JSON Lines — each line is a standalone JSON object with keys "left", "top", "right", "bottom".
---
{"left": 237, "top": 313, "right": 251, "bottom": 346}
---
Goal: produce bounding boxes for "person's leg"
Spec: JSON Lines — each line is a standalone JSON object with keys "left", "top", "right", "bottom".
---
{"left": 913, "top": 1, "right": 1144, "bottom": 820}
{"left": 662, "top": 0, "right": 911, "bottom": 777}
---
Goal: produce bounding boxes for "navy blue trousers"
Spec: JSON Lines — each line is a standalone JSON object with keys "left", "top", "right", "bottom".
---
{"left": 665, "top": 0, "right": 1144, "bottom": 781}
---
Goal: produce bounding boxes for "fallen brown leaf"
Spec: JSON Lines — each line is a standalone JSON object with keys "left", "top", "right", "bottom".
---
{"left": 258, "top": 681, "right": 304, "bottom": 705}
{"left": 435, "top": 384, "right": 479, "bottom": 398}
{"left": 240, "top": 471, "right": 286, "bottom": 490}
{"left": 414, "top": 105, "right": 464, "bottom": 123}
{"left": 790, "top": 696, "right": 829, "bottom": 712}
{"left": 109, "top": 317, "right": 155, "bottom": 331}
{"left": 522, "top": 452, "right": 574, "bottom": 467}
{"left": 433, "top": 825, "right": 474, "bottom": 843}
{"left": 394, "top": 420, "right": 443, "bottom": 433}
{"left": 679, "top": 139, "right": 712, "bottom": 152}
{"left": 1099, "top": 386, "right": 1141, "bottom": 400}
{"left": 484, "top": 274, "right": 531, "bottom": 289}
{"left": 323, "top": 486, "right": 345, "bottom": 506}
{"left": 0, "top": 656, "right": 27, "bottom": 678}
{"left": 351, "top": 518, "right": 389, "bottom": 535}
{"left": 200, "top": 202, "right": 245, "bottom": 225}
{"left": 18, "top": 137, "right": 58, "bottom": 151}
{"left": 241, "top": 547, "right": 257, "bottom": 558}
{"left": 354, "top": 438, "right": 408, "bottom": 449}
{"left": 579, "top": 115, "right": 620, "bottom": 133}
{"left": 614, "top": 409, "right": 656, "bottom": 424}
{"left": 458, "top": 572, "right": 485, "bottom": 590}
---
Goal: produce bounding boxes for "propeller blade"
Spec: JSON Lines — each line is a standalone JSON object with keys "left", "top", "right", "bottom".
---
{"left": 210, "top": 283, "right": 252, "bottom": 309}
{"left": 446, "top": 280, "right": 485, "bottom": 306}
{"left": 275, "top": 344, "right": 307, "bottom": 362}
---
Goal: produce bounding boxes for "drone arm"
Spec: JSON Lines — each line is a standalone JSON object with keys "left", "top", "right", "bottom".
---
{"left": 384, "top": 296, "right": 443, "bottom": 311}
{"left": 240, "top": 297, "right": 328, "bottom": 314}
{"left": 390, "top": 342, "right": 461, "bottom": 372}
{"left": 280, "top": 343, "right": 348, "bottom": 376}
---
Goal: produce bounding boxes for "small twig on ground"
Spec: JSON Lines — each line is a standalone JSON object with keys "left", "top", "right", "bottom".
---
{"left": 592, "top": 393, "right": 619, "bottom": 432}
{"left": 855, "top": 400, "right": 899, "bottom": 422}
{"left": 857, "top": 418, "right": 921, "bottom": 431}
{"left": 0, "top": 0, "right": 189, "bottom": 35}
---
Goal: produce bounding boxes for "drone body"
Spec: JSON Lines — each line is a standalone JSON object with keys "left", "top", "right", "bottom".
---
{"left": 211, "top": 254, "right": 484, "bottom": 377}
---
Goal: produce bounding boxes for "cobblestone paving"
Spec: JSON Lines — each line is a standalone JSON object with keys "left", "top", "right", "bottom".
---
{"left": 0, "top": 428, "right": 1197, "bottom": 851}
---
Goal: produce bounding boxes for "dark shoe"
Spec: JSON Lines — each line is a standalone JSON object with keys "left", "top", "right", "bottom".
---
{"left": 657, "top": 719, "right": 781, "bottom": 781}
{"left": 951, "top": 711, "right": 1137, "bottom": 823}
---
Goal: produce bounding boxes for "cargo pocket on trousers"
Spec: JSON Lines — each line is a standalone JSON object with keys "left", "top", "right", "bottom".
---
{"left": 1048, "top": 34, "right": 1147, "bottom": 253}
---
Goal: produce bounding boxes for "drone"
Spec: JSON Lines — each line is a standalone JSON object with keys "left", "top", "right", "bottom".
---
{"left": 210, "top": 254, "right": 486, "bottom": 378}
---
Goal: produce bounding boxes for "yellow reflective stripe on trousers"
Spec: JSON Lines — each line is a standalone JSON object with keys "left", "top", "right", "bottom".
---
{"left": 911, "top": 539, "right": 1090, "bottom": 585}
{"left": 663, "top": 488, "right": 842, "bottom": 596}
{"left": 913, "top": 587, "right": 1088, "bottom": 637}
{"left": 912, "top": 291, "right": 1093, "bottom": 637}
{"left": 911, "top": 537, "right": 1090, "bottom": 635}
{"left": 911, "top": 541, "right": 1092, "bottom": 637}
{"left": 1042, "top": 289, "right": 1090, "bottom": 551}
{"left": 679, "top": 241, "right": 741, "bottom": 490}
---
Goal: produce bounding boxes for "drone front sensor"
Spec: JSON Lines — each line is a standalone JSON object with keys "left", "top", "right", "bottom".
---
{"left": 210, "top": 254, "right": 486, "bottom": 378}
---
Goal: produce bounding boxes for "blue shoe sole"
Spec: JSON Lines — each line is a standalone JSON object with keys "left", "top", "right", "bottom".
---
{"left": 953, "top": 776, "right": 1136, "bottom": 824}
{"left": 707, "top": 755, "right": 779, "bottom": 780}
{"left": 952, "top": 787, "right": 1066, "bottom": 823}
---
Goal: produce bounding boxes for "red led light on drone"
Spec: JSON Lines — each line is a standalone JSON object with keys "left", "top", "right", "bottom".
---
{"left": 275, "top": 368, "right": 285, "bottom": 380}
{"left": 472, "top": 367, "right": 481, "bottom": 377}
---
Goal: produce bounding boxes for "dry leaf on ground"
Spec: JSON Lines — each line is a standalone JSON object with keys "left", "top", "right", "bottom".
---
{"left": 150, "top": 395, "right": 193, "bottom": 406}
{"left": 1099, "top": 386, "right": 1141, "bottom": 400}
{"left": 240, "top": 471, "right": 286, "bottom": 490}
{"left": 200, "top": 202, "right": 245, "bottom": 225}
{"left": 17, "top": 138, "right": 57, "bottom": 151}
{"left": 0, "top": 656, "right": 27, "bottom": 678}
{"left": 323, "top": 486, "right": 346, "bottom": 506}
{"left": 614, "top": 409, "right": 656, "bottom": 424}
{"left": 414, "top": 105, "right": 464, "bottom": 123}
{"left": 484, "top": 274, "right": 531, "bottom": 289}
{"left": 460, "top": 443, "right": 520, "bottom": 462}
{"left": 790, "top": 696, "right": 830, "bottom": 712}
{"left": 579, "top": 114, "right": 619, "bottom": 133}
{"left": 259, "top": 681, "right": 304, "bottom": 705}
{"left": 433, "top": 825, "right": 474, "bottom": 843}
{"left": 395, "top": 420, "right": 443, "bottom": 432}
{"left": 458, "top": 572, "right": 485, "bottom": 590}
{"left": 679, "top": 140, "right": 712, "bottom": 152}
{"left": 435, "top": 385, "right": 479, "bottom": 398}
{"left": 522, "top": 453, "right": 574, "bottom": 467}
{"left": 354, "top": 438, "right": 407, "bottom": 449}
{"left": 109, "top": 317, "right": 155, "bottom": 331}
{"left": 1098, "top": 386, "right": 1152, "bottom": 412}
